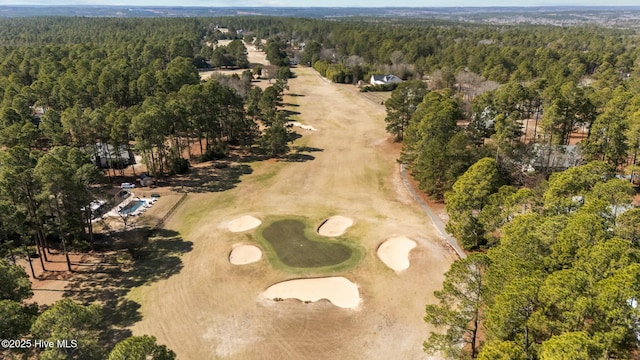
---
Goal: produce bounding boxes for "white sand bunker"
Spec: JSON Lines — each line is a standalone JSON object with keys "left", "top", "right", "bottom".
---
{"left": 227, "top": 215, "right": 261, "bottom": 232}
{"left": 317, "top": 216, "right": 354, "bottom": 237}
{"left": 377, "top": 236, "right": 417, "bottom": 272}
{"left": 229, "top": 245, "right": 262, "bottom": 265}
{"left": 289, "top": 121, "right": 317, "bottom": 131}
{"left": 261, "top": 276, "right": 360, "bottom": 309}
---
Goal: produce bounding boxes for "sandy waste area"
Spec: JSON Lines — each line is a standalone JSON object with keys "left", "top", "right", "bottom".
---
{"left": 377, "top": 236, "right": 417, "bottom": 272}
{"left": 260, "top": 276, "right": 360, "bottom": 309}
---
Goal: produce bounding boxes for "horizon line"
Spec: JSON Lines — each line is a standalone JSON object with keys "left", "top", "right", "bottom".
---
{"left": 3, "top": 4, "right": 640, "bottom": 8}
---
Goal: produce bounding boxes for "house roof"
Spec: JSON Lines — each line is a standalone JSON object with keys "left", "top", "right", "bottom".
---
{"left": 370, "top": 74, "right": 402, "bottom": 84}
{"left": 92, "top": 142, "right": 131, "bottom": 159}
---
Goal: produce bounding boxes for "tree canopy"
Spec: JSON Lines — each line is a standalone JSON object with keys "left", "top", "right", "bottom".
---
{"left": 402, "top": 90, "right": 473, "bottom": 198}
{"left": 384, "top": 80, "right": 428, "bottom": 141}
{"left": 427, "top": 161, "right": 640, "bottom": 359}
{"left": 30, "top": 298, "right": 104, "bottom": 359}
{"left": 108, "top": 335, "right": 176, "bottom": 360}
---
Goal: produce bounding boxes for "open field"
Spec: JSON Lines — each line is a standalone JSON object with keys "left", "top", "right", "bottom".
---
{"left": 127, "top": 66, "right": 456, "bottom": 359}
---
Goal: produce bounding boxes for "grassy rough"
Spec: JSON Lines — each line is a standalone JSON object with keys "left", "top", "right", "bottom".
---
{"left": 256, "top": 216, "right": 363, "bottom": 273}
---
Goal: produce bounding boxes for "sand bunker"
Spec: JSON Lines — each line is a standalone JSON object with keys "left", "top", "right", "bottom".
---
{"left": 261, "top": 276, "right": 360, "bottom": 309}
{"left": 377, "top": 236, "right": 417, "bottom": 272}
{"left": 229, "top": 245, "right": 262, "bottom": 265}
{"left": 289, "top": 121, "right": 317, "bottom": 131}
{"left": 317, "top": 216, "right": 354, "bottom": 237}
{"left": 227, "top": 215, "right": 262, "bottom": 232}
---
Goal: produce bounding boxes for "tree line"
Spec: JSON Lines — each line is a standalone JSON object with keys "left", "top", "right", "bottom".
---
{"left": 216, "top": 16, "right": 638, "bottom": 86}
{"left": 210, "top": 39, "right": 249, "bottom": 68}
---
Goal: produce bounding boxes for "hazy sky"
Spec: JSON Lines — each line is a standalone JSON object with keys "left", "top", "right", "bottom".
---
{"left": 2, "top": 0, "right": 640, "bottom": 7}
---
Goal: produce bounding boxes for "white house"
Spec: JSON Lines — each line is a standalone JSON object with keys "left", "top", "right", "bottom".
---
{"left": 370, "top": 74, "right": 402, "bottom": 86}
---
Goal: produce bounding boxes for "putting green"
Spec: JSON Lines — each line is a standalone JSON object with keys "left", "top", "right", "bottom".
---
{"left": 258, "top": 218, "right": 361, "bottom": 270}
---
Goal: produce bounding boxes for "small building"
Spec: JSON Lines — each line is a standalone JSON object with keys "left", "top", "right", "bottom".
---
{"left": 139, "top": 173, "right": 155, "bottom": 187}
{"left": 370, "top": 74, "right": 402, "bottom": 86}
{"left": 91, "top": 142, "right": 135, "bottom": 169}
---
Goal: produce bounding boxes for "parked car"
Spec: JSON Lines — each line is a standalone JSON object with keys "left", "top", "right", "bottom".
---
{"left": 120, "top": 182, "right": 136, "bottom": 189}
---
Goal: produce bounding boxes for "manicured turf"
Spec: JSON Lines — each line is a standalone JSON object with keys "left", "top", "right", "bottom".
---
{"left": 260, "top": 218, "right": 354, "bottom": 268}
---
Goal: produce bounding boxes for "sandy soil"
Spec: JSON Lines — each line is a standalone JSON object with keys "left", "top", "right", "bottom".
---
{"left": 317, "top": 215, "right": 354, "bottom": 237}
{"left": 128, "top": 57, "right": 455, "bottom": 359}
{"left": 260, "top": 276, "right": 360, "bottom": 309}
{"left": 377, "top": 236, "right": 418, "bottom": 272}
{"left": 16, "top": 252, "right": 102, "bottom": 306}
{"left": 229, "top": 245, "right": 262, "bottom": 265}
{"left": 227, "top": 215, "right": 262, "bottom": 233}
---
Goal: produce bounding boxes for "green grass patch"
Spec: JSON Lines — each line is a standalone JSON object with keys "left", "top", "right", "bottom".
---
{"left": 256, "top": 216, "right": 363, "bottom": 273}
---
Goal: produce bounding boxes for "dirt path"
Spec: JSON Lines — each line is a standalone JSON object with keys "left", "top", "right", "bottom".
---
{"left": 128, "top": 67, "right": 455, "bottom": 359}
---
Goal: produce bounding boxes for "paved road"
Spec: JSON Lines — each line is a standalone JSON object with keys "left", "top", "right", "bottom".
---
{"left": 400, "top": 164, "right": 467, "bottom": 259}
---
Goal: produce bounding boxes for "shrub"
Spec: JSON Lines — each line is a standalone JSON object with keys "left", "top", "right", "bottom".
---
{"left": 167, "top": 156, "right": 190, "bottom": 175}
{"left": 200, "top": 143, "right": 229, "bottom": 162}
{"left": 360, "top": 83, "right": 399, "bottom": 92}
{"left": 313, "top": 60, "right": 329, "bottom": 77}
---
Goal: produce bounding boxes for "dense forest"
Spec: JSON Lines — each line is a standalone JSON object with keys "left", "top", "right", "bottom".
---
{"left": 1, "top": 14, "right": 640, "bottom": 359}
